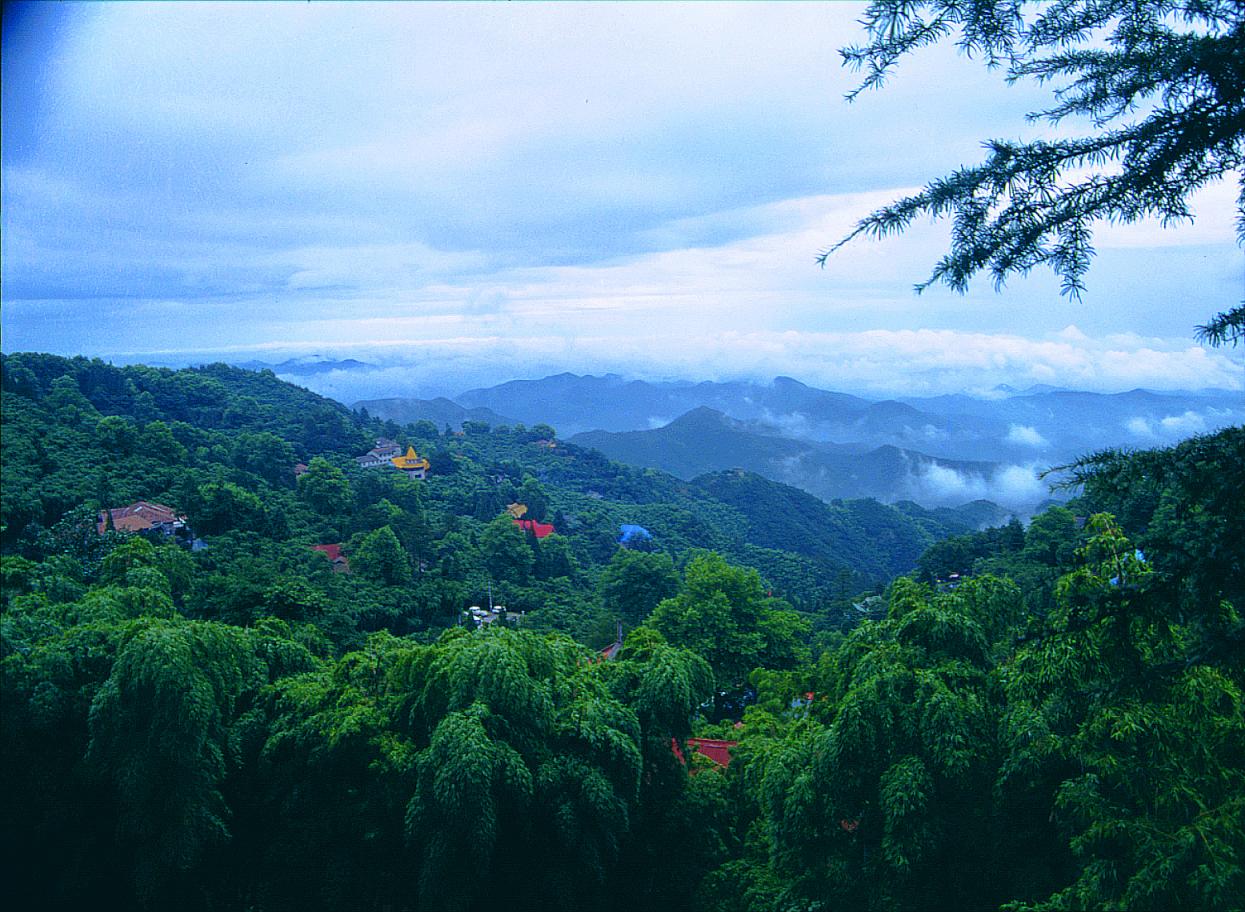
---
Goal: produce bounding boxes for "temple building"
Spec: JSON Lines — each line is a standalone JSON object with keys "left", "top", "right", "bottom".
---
{"left": 391, "top": 446, "right": 431, "bottom": 479}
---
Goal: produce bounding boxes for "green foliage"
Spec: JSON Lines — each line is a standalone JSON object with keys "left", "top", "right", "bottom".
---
{"left": 402, "top": 629, "right": 645, "bottom": 910}
{"left": 599, "top": 547, "right": 680, "bottom": 624}
{"left": 297, "top": 456, "right": 353, "bottom": 517}
{"left": 998, "top": 514, "right": 1245, "bottom": 910}
{"left": 350, "top": 525, "right": 411, "bottom": 586}
{"left": 1023, "top": 506, "right": 1080, "bottom": 568}
{"left": 479, "top": 512, "right": 535, "bottom": 584}
{"left": 86, "top": 619, "right": 266, "bottom": 903}
{"left": 651, "top": 552, "right": 808, "bottom": 685}
{"left": 231, "top": 431, "right": 297, "bottom": 487}
{"left": 189, "top": 480, "right": 269, "bottom": 536}
{"left": 4, "top": 352, "right": 1241, "bottom": 910}
{"left": 1066, "top": 426, "right": 1245, "bottom": 628}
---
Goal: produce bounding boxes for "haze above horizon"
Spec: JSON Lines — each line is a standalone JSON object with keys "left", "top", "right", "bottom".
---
{"left": 3, "top": 2, "right": 1242, "bottom": 397}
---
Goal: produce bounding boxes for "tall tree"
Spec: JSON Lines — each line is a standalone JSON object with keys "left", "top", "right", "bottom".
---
{"left": 351, "top": 525, "right": 412, "bottom": 586}
{"left": 649, "top": 552, "right": 807, "bottom": 685}
{"left": 296, "top": 457, "right": 354, "bottom": 517}
{"left": 479, "top": 513, "right": 535, "bottom": 585}
{"left": 599, "top": 548, "right": 680, "bottom": 624}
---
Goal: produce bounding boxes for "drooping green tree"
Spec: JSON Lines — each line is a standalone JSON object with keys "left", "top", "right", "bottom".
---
{"left": 399, "top": 628, "right": 645, "bottom": 911}
{"left": 752, "top": 576, "right": 1004, "bottom": 911}
{"left": 238, "top": 632, "right": 413, "bottom": 911}
{"left": 999, "top": 515, "right": 1245, "bottom": 910}
{"left": 86, "top": 620, "right": 267, "bottom": 905}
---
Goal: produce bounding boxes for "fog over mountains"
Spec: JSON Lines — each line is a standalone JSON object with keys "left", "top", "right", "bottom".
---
{"left": 346, "top": 371, "right": 1242, "bottom": 512}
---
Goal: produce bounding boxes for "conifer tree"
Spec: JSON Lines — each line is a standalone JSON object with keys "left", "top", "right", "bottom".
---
{"left": 827, "top": 0, "right": 1245, "bottom": 343}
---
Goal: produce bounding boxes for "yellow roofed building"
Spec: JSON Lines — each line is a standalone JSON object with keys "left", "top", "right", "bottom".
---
{"left": 391, "top": 446, "right": 431, "bottom": 479}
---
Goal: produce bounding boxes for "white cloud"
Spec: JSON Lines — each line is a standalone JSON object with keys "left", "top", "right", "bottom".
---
{"left": 1006, "top": 424, "right": 1048, "bottom": 447}
{"left": 273, "top": 242, "right": 489, "bottom": 291}
{"left": 1125, "top": 409, "right": 1242, "bottom": 443}
{"left": 903, "top": 460, "right": 1048, "bottom": 509}
{"left": 1159, "top": 410, "right": 1208, "bottom": 435}
{"left": 85, "top": 321, "right": 1241, "bottom": 405}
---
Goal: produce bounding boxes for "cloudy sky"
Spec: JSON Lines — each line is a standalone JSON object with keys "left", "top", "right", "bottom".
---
{"left": 3, "top": 1, "right": 1242, "bottom": 398}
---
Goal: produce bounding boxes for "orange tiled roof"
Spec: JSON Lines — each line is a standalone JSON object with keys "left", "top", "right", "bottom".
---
{"left": 98, "top": 501, "right": 184, "bottom": 534}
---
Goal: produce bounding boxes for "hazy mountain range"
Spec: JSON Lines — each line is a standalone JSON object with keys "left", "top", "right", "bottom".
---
{"left": 232, "top": 356, "right": 376, "bottom": 377}
{"left": 354, "top": 396, "right": 513, "bottom": 430}
{"left": 570, "top": 406, "right": 1001, "bottom": 506}
{"left": 339, "top": 371, "right": 1241, "bottom": 511}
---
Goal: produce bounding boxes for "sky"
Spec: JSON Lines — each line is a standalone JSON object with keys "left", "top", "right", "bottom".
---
{"left": 3, "top": 1, "right": 1243, "bottom": 400}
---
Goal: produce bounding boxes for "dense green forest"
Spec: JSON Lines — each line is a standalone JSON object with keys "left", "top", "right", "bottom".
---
{"left": 2, "top": 352, "right": 1242, "bottom": 910}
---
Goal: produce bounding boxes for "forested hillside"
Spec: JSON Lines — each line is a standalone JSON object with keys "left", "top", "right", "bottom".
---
{"left": 2, "top": 352, "right": 1242, "bottom": 910}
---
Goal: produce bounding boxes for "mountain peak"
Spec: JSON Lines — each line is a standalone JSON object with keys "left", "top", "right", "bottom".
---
{"left": 668, "top": 405, "right": 731, "bottom": 428}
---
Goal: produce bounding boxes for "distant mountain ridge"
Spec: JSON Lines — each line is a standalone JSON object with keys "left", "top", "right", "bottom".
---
{"left": 353, "top": 396, "right": 516, "bottom": 430}
{"left": 235, "top": 357, "right": 375, "bottom": 376}
{"left": 570, "top": 407, "right": 1003, "bottom": 507}
{"left": 345, "top": 371, "right": 1241, "bottom": 511}
{"left": 454, "top": 373, "right": 877, "bottom": 436}
{"left": 687, "top": 471, "right": 1015, "bottom": 581}
{"left": 407, "top": 372, "right": 1240, "bottom": 463}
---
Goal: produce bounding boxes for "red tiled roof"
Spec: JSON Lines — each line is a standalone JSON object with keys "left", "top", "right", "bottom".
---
{"left": 311, "top": 543, "right": 349, "bottom": 571}
{"left": 312, "top": 543, "right": 343, "bottom": 561}
{"left": 98, "top": 501, "right": 183, "bottom": 534}
{"left": 671, "top": 737, "right": 738, "bottom": 769}
{"left": 514, "top": 519, "right": 555, "bottom": 539}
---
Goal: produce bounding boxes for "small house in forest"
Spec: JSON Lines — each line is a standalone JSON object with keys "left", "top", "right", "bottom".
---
{"left": 98, "top": 501, "right": 186, "bottom": 537}
{"left": 671, "top": 737, "right": 738, "bottom": 770}
{"left": 356, "top": 438, "right": 416, "bottom": 470}
{"left": 312, "top": 543, "right": 350, "bottom": 573}
{"left": 371, "top": 438, "right": 401, "bottom": 457}
{"left": 514, "top": 518, "right": 555, "bottom": 539}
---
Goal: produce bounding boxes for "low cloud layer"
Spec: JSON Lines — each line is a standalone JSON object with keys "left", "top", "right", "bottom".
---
{"left": 1125, "top": 408, "right": 1241, "bottom": 442}
{"left": 226, "top": 323, "right": 1245, "bottom": 406}
{"left": 904, "top": 461, "right": 1050, "bottom": 511}
{"left": 1005, "top": 424, "right": 1049, "bottom": 448}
